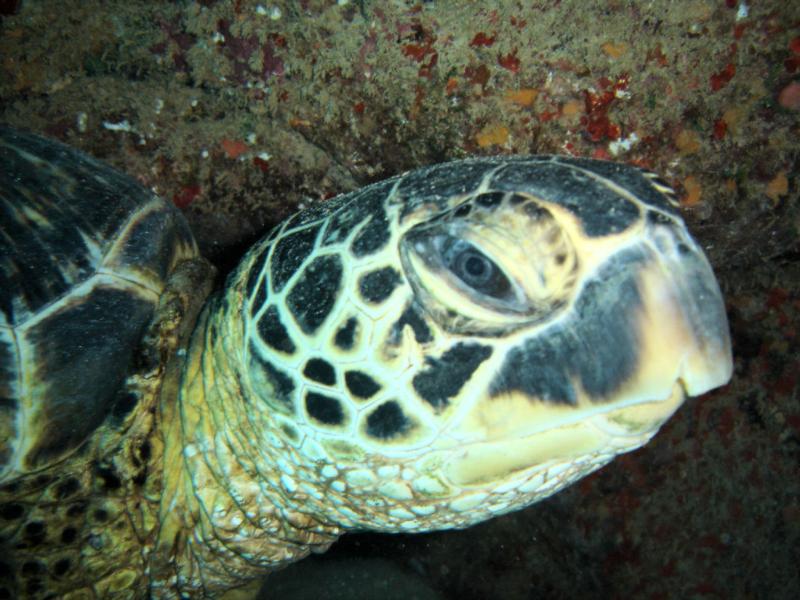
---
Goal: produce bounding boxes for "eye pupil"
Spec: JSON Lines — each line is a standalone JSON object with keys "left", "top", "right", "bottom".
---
{"left": 433, "top": 237, "right": 512, "bottom": 299}
{"left": 455, "top": 250, "right": 495, "bottom": 287}
{"left": 464, "top": 254, "right": 487, "bottom": 278}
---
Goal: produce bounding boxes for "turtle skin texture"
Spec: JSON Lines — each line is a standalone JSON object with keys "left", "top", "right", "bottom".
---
{"left": 0, "top": 126, "right": 732, "bottom": 599}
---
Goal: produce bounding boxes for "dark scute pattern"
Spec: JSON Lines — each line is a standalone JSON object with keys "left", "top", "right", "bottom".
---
{"left": 396, "top": 160, "right": 502, "bottom": 219}
{"left": 23, "top": 286, "right": 153, "bottom": 470}
{"left": 286, "top": 255, "right": 343, "bottom": 334}
{"left": 491, "top": 160, "right": 641, "bottom": 236}
{"left": 303, "top": 358, "right": 336, "bottom": 385}
{"left": 66, "top": 503, "right": 86, "bottom": 517}
{"left": 305, "top": 391, "right": 344, "bottom": 425}
{"left": 110, "top": 391, "right": 139, "bottom": 422}
{"left": 251, "top": 278, "right": 269, "bottom": 316}
{"left": 53, "top": 558, "right": 70, "bottom": 576}
{"left": 257, "top": 305, "right": 296, "bottom": 354}
{"left": 280, "top": 194, "right": 346, "bottom": 230}
{"left": 114, "top": 204, "right": 194, "bottom": 282}
{"left": 358, "top": 267, "right": 401, "bottom": 304}
{"left": 490, "top": 247, "right": 644, "bottom": 404}
{"left": 0, "top": 126, "right": 193, "bottom": 326}
{"left": 366, "top": 401, "right": 411, "bottom": 439}
{"left": 0, "top": 332, "right": 15, "bottom": 468}
{"left": 61, "top": 526, "right": 77, "bottom": 543}
{"left": 475, "top": 191, "right": 505, "bottom": 208}
{"left": 391, "top": 304, "right": 433, "bottom": 344}
{"left": 351, "top": 208, "right": 391, "bottom": 257}
{"left": 454, "top": 204, "right": 471, "bottom": 218}
{"left": 245, "top": 245, "right": 271, "bottom": 316}
{"left": 95, "top": 465, "right": 122, "bottom": 491}
{"left": 412, "top": 343, "right": 493, "bottom": 411}
{"left": 270, "top": 224, "right": 322, "bottom": 293}
{"left": 250, "top": 343, "right": 296, "bottom": 408}
{"left": 0, "top": 503, "right": 24, "bottom": 519}
{"left": 333, "top": 317, "right": 358, "bottom": 350}
{"left": 22, "top": 521, "right": 46, "bottom": 546}
{"left": 322, "top": 182, "right": 394, "bottom": 248}
{"left": 344, "top": 371, "right": 382, "bottom": 400}
{"left": 54, "top": 477, "right": 80, "bottom": 499}
{"left": 561, "top": 157, "right": 679, "bottom": 214}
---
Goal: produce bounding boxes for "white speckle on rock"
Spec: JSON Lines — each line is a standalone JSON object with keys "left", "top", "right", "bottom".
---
{"left": 609, "top": 132, "right": 639, "bottom": 156}
{"left": 102, "top": 119, "right": 133, "bottom": 132}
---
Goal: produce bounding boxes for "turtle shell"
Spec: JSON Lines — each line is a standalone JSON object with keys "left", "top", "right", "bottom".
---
{"left": 0, "top": 126, "right": 198, "bottom": 483}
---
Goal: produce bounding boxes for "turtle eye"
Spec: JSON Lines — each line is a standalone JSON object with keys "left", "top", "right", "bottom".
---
{"left": 442, "top": 239, "right": 511, "bottom": 299}
{"left": 400, "top": 224, "right": 534, "bottom": 335}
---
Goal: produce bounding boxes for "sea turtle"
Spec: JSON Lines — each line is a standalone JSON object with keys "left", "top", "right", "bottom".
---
{"left": 0, "top": 125, "right": 733, "bottom": 599}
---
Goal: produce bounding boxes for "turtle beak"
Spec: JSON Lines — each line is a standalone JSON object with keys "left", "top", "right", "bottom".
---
{"left": 638, "top": 227, "right": 733, "bottom": 398}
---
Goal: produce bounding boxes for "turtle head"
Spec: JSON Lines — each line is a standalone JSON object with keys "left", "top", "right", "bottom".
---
{"left": 394, "top": 183, "right": 731, "bottom": 512}
{"left": 237, "top": 157, "right": 732, "bottom": 533}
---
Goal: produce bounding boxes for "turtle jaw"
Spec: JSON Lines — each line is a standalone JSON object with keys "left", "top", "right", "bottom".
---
{"left": 435, "top": 377, "right": 691, "bottom": 511}
{"left": 440, "top": 391, "right": 686, "bottom": 497}
{"left": 439, "top": 379, "right": 688, "bottom": 492}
